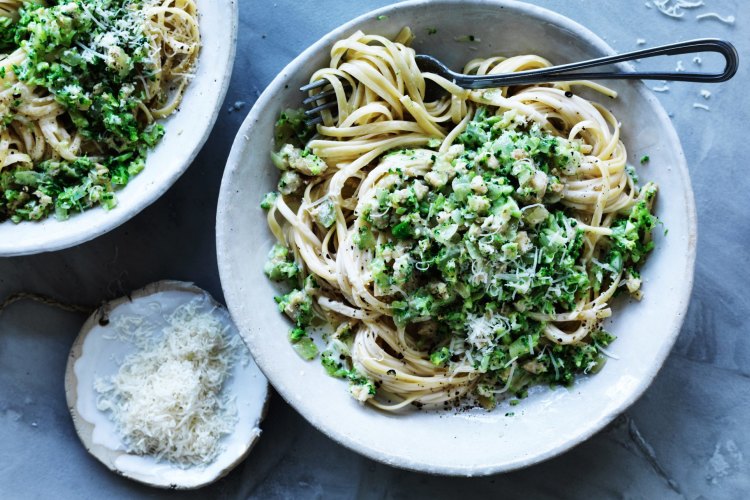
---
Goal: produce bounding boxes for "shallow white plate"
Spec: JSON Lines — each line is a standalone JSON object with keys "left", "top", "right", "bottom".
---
{"left": 65, "top": 281, "right": 269, "bottom": 489}
{"left": 0, "top": 0, "right": 238, "bottom": 256}
{"left": 216, "top": 0, "right": 696, "bottom": 475}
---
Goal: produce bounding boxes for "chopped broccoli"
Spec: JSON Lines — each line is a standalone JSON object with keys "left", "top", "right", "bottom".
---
{"left": 278, "top": 170, "right": 303, "bottom": 195}
{"left": 430, "top": 347, "right": 451, "bottom": 367}
{"left": 1, "top": 0, "right": 179, "bottom": 222}
{"left": 291, "top": 335, "right": 319, "bottom": 360}
{"left": 260, "top": 191, "right": 279, "bottom": 210}
{"left": 274, "top": 108, "right": 314, "bottom": 147}
{"left": 310, "top": 198, "right": 336, "bottom": 228}
{"left": 276, "top": 144, "right": 328, "bottom": 176}
{"left": 264, "top": 244, "right": 299, "bottom": 281}
{"left": 611, "top": 200, "right": 658, "bottom": 264}
{"left": 275, "top": 288, "right": 313, "bottom": 327}
{"left": 265, "top": 103, "right": 661, "bottom": 405}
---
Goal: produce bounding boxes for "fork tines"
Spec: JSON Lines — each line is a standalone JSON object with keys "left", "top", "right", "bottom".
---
{"left": 301, "top": 79, "right": 351, "bottom": 125}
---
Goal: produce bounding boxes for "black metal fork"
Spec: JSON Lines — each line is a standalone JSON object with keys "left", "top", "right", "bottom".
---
{"left": 300, "top": 38, "right": 738, "bottom": 125}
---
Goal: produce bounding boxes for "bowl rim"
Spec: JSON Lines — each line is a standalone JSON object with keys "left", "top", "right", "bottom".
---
{"left": 216, "top": 0, "right": 697, "bottom": 475}
{"left": 0, "top": 0, "right": 239, "bottom": 257}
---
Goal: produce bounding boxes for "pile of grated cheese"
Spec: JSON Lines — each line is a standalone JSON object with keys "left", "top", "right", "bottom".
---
{"left": 94, "top": 299, "right": 243, "bottom": 467}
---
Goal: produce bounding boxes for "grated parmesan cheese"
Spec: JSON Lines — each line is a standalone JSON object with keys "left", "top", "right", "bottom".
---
{"left": 696, "top": 12, "right": 736, "bottom": 24}
{"left": 652, "top": 0, "right": 704, "bottom": 18}
{"left": 649, "top": 0, "right": 737, "bottom": 26}
{"left": 94, "top": 299, "right": 243, "bottom": 467}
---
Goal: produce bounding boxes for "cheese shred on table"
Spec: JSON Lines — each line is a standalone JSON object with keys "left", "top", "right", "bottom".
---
{"left": 94, "top": 300, "right": 242, "bottom": 466}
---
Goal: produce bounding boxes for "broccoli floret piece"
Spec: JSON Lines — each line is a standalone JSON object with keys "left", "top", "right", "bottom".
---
{"left": 348, "top": 375, "right": 376, "bottom": 402}
{"left": 274, "top": 108, "right": 313, "bottom": 147}
{"left": 592, "top": 330, "right": 616, "bottom": 347}
{"left": 391, "top": 219, "right": 414, "bottom": 240}
{"left": 291, "top": 335, "right": 318, "bottom": 360}
{"left": 278, "top": 170, "right": 303, "bottom": 195}
{"left": 353, "top": 224, "right": 375, "bottom": 249}
{"left": 391, "top": 289, "right": 435, "bottom": 326}
{"left": 430, "top": 346, "right": 451, "bottom": 367}
{"left": 0, "top": 17, "right": 17, "bottom": 52}
{"left": 303, "top": 274, "right": 318, "bottom": 294}
{"left": 260, "top": 191, "right": 278, "bottom": 210}
{"left": 625, "top": 164, "right": 639, "bottom": 184}
{"left": 321, "top": 351, "right": 376, "bottom": 401}
{"left": 263, "top": 244, "right": 299, "bottom": 281}
{"left": 457, "top": 107, "right": 491, "bottom": 148}
{"left": 275, "top": 144, "right": 328, "bottom": 176}
{"left": 509, "top": 333, "right": 539, "bottom": 359}
{"left": 309, "top": 198, "right": 336, "bottom": 228}
{"left": 275, "top": 288, "right": 313, "bottom": 327}
{"left": 321, "top": 351, "right": 350, "bottom": 378}
{"left": 611, "top": 200, "right": 658, "bottom": 263}
{"left": 511, "top": 161, "right": 549, "bottom": 202}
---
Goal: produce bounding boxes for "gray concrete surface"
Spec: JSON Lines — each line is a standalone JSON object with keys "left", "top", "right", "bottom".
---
{"left": 1, "top": 1, "right": 748, "bottom": 498}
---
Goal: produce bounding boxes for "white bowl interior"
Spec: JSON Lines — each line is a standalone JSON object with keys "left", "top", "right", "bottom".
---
{"left": 0, "top": 0, "right": 238, "bottom": 256}
{"left": 217, "top": 0, "right": 696, "bottom": 475}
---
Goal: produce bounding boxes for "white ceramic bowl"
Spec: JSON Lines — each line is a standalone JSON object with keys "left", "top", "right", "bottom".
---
{"left": 0, "top": 0, "right": 238, "bottom": 256}
{"left": 216, "top": 0, "right": 696, "bottom": 475}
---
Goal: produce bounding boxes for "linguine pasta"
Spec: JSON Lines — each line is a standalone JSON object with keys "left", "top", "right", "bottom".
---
{"left": 0, "top": 0, "right": 200, "bottom": 221}
{"left": 264, "top": 28, "right": 658, "bottom": 412}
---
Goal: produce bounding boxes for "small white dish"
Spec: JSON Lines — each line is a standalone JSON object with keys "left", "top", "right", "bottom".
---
{"left": 216, "top": 0, "right": 696, "bottom": 476}
{"left": 64, "top": 280, "right": 269, "bottom": 489}
{"left": 0, "top": 0, "right": 238, "bottom": 256}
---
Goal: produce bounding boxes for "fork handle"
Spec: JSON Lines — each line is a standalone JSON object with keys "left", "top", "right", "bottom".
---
{"left": 418, "top": 38, "right": 739, "bottom": 89}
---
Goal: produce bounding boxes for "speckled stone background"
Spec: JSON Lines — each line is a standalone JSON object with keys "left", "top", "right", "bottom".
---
{"left": 1, "top": 1, "right": 748, "bottom": 498}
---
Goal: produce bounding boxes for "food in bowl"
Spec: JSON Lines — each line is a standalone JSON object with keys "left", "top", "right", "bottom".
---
{"left": 0, "top": 0, "right": 200, "bottom": 222}
{"left": 261, "top": 28, "right": 659, "bottom": 412}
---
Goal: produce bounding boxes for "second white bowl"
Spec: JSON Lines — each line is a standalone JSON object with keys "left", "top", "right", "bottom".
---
{"left": 216, "top": 0, "right": 696, "bottom": 475}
